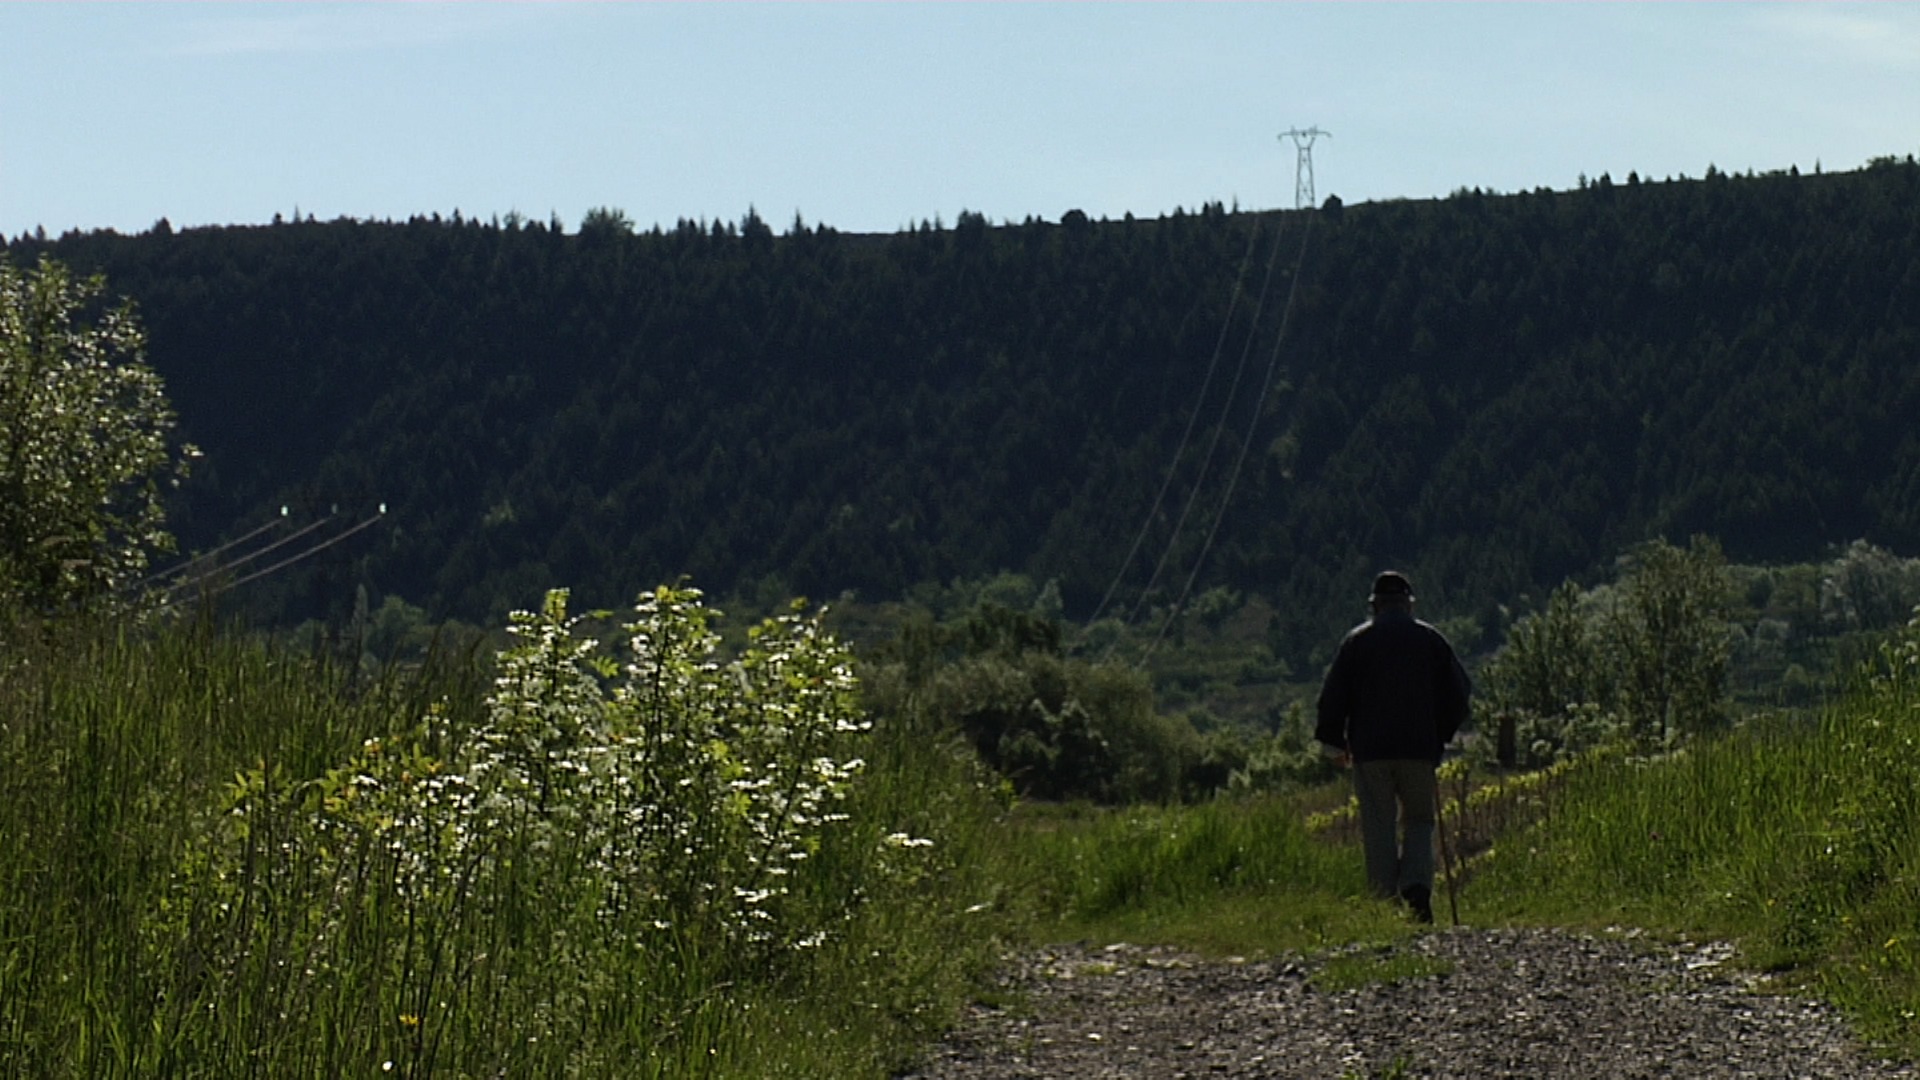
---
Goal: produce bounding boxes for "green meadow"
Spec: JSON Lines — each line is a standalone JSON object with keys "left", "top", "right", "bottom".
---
{"left": 6, "top": 594, "right": 1920, "bottom": 1075}
{"left": 0, "top": 596, "right": 1023, "bottom": 1077}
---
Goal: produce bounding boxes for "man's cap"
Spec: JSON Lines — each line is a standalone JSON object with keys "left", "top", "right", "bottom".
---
{"left": 1370, "top": 571, "right": 1414, "bottom": 601}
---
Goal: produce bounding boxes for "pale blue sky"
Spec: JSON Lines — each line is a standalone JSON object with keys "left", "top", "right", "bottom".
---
{"left": 4, "top": 3, "right": 1918, "bottom": 239}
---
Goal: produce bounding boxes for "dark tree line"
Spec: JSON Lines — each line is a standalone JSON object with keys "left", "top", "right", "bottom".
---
{"left": 8, "top": 156, "right": 1920, "bottom": 661}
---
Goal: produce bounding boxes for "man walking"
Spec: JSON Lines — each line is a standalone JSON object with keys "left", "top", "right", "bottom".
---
{"left": 1315, "top": 571, "right": 1471, "bottom": 923}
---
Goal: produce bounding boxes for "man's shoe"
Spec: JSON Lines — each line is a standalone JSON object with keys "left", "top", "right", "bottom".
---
{"left": 1400, "top": 884, "right": 1434, "bottom": 924}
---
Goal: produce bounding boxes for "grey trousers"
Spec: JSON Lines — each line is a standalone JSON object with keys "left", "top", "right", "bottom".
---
{"left": 1352, "top": 759, "right": 1437, "bottom": 900}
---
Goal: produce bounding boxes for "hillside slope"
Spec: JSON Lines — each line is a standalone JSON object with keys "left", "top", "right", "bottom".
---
{"left": 8, "top": 159, "right": 1919, "bottom": 657}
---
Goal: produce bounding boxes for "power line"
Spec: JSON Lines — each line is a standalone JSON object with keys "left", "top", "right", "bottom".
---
{"left": 216, "top": 509, "right": 387, "bottom": 594}
{"left": 157, "top": 503, "right": 388, "bottom": 605}
{"left": 1139, "top": 213, "right": 1316, "bottom": 665}
{"left": 1116, "top": 210, "right": 1295, "bottom": 639}
{"left": 1085, "top": 214, "right": 1269, "bottom": 627}
{"left": 162, "top": 513, "right": 339, "bottom": 599}
{"left": 139, "top": 510, "right": 287, "bottom": 587}
{"left": 1113, "top": 129, "right": 1329, "bottom": 663}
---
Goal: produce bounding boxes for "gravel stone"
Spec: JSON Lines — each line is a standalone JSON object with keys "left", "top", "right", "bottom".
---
{"left": 898, "top": 928, "right": 1916, "bottom": 1079}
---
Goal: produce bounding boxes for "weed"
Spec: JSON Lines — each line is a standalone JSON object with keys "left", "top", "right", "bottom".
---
{"left": 1309, "top": 948, "right": 1454, "bottom": 993}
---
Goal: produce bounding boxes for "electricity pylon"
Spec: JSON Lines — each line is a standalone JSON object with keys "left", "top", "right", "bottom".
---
{"left": 1279, "top": 127, "right": 1332, "bottom": 209}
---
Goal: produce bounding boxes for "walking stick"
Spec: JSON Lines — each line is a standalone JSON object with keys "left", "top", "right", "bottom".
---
{"left": 1434, "top": 775, "right": 1461, "bottom": 927}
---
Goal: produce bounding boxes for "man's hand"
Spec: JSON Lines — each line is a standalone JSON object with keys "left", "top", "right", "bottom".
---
{"left": 1320, "top": 743, "right": 1351, "bottom": 769}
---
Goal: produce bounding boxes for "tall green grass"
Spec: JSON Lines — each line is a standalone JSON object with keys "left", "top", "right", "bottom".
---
{"left": 1007, "top": 794, "right": 1418, "bottom": 955}
{"left": 0, "top": 614, "right": 415, "bottom": 1075}
{"left": 1471, "top": 620, "right": 1920, "bottom": 1051}
{"left": 967, "top": 613, "right": 1920, "bottom": 1055}
{"left": 0, "top": 606, "right": 1022, "bottom": 1077}
{"left": 25, "top": 597, "right": 1919, "bottom": 1071}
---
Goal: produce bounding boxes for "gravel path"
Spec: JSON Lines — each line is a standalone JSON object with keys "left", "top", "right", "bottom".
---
{"left": 899, "top": 927, "right": 1916, "bottom": 1079}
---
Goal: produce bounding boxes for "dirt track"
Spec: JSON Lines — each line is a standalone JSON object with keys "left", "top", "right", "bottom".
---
{"left": 899, "top": 927, "right": 1916, "bottom": 1079}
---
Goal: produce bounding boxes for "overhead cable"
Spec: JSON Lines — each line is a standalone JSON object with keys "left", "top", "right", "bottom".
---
{"left": 162, "top": 513, "right": 339, "bottom": 599}
{"left": 1084, "top": 214, "right": 1270, "bottom": 629}
{"left": 1139, "top": 213, "right": 1316, "bottom": 665}
{"left": 1117, "top": 210, "right": 1296, "bottom": 640}
{"left": 138, "top": 510, "right": 287, "bottom": 587}
{"left": 214, "top": 509, "right": 387, "bottom": 594}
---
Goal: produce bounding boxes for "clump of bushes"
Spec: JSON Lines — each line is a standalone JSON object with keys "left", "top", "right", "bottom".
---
{"left": 868, "top": 599, "right": 1217, "bottom": 803}
{"left": 1476, "top": 537, "right": 1733, "bottom": 768}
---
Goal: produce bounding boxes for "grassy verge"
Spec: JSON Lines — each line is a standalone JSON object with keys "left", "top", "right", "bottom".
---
{"left": 976, "top": 624, "right": 1920, "bottom": 1058}
{"left": 16, "top": 604, "right": 1920, "bottom": 1071}
{"left": 1467, "top": 627, "right": 1920, "bottom": 1055}
{"left": 1004, "top": 794, "right": 1418, "bottom": 957}
{"left": 0, "top": 610, "right": 1025, "bottom": 1078}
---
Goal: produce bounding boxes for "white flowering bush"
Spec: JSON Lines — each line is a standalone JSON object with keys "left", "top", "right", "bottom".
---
{"left": 174, "top": 584, "right": 883, "bottom": 1068}
{"left": 325, "top": 585, "right": 865, "bottom": 941}
{"left": 584, "top": 583, "right": 871, "bottom": 941}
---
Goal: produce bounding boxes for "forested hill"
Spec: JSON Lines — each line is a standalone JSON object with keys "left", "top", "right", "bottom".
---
{"left": 8, "top": 158, "right": 1920, "bottom": 657}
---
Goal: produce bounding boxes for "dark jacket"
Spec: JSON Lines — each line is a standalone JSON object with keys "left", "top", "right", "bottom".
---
{"left": 1314, "top": 608, "right": 1471, "bottom": 764}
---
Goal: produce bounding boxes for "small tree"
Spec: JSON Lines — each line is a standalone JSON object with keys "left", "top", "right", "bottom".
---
{"left": 579, "top": 206, "right": 635, "bottom": 237}
{"left": 1820, "top": 539, "right": 1920, "bottom": 633}
{"left": 0, "top": 256, "right": 194, "bottom": 609}
{"left": 1480, "top": 581, "right": 1617, "bottom": 767}
{"left": 1479, "top": 536, "right": 1733, "bottom": 764}
{"left": 1603, "top": 536, "right": 1733, "bottom": 745}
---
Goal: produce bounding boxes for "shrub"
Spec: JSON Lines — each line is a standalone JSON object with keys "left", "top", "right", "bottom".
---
{"left": 924, "top": 649, "right": 1200, "bottom": 802}
{"left": 164, "top": 585, "right": 892, "bottom": 1072}
{"left": 1478, "top": 537, "right": 1732, "bottom": 765}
